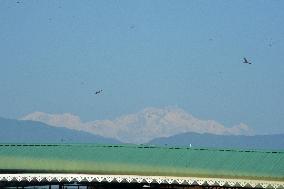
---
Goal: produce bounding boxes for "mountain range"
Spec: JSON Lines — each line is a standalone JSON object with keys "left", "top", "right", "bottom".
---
{"left": 20, "top": 107, "right": 251, "bottom": 144}
{"left": 0, "top": 116, "right": 283, "bottom": 150}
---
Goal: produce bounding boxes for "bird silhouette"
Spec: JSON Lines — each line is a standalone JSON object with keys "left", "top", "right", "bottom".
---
{"left": 95, "top": 90, "right": 103, "bottom": 95}
{"left": 243, "top": 57, "right": 252, "bottom": 64}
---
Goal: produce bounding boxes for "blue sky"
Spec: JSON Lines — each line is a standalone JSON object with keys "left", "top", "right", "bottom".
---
{"left": 0, "top": 0, "right": 284, "bottom": 135}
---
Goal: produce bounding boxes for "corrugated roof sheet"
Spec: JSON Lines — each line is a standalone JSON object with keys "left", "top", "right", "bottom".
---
{"left": 0, "top": 144, "right": 283, "bottom": 181}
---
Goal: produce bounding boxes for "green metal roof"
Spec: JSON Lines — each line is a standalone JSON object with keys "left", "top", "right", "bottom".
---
{"left": 0, "top": 144, "right": 283, "bottom": 181}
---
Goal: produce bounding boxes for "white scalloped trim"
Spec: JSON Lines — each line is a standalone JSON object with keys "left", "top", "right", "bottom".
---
{"left": 0, "top": 174, "right": 283, "bottom": 189}
{"left": 135, "top": 177, "right": 144, "bottom": 183}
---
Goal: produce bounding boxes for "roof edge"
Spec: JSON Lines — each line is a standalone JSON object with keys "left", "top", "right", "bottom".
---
{"left": 0, "top": 173, "right": 283, "bottom": 189}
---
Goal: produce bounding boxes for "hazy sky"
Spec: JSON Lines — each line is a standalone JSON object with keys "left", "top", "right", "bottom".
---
{"left": 0, "top": 0, "right": 284, "bottom": 135}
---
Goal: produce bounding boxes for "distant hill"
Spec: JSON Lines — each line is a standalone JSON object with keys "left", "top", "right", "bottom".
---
{"left": 148, "top": 132, "right": 284, "bottom": 150}
{"left": 0, "top": 117, "right": 121, "bottom": 144}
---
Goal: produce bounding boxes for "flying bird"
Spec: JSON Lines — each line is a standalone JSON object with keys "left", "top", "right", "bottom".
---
{"left": 95, "top": 90, "right": 103, "bottom": 95}
{"left": 243, "top": 57, "right": 252, "bottom": 64}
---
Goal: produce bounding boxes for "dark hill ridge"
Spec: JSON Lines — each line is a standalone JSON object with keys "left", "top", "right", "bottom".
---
{"left": 0, "top": 117, "right": 121, "bottom": 144}
{"left": 148, "top": 132, "right": 284, "bottom": 150}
